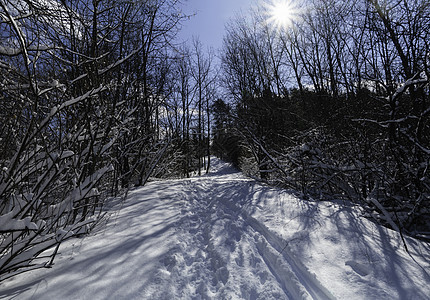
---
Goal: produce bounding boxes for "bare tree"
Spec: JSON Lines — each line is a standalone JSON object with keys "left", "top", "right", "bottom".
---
{"left": 0, "top": 0, "right": 187, "bottom": 280}
{"left": 219, "top": 0, "right": 430, "bottom": 240}
{"left": 190, "top": 38, "right": 216, "bottom": 174}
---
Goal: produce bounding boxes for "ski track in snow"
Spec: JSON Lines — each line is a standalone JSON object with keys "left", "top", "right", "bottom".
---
{"left": 1, "top": 158, "right": 430, "bottom": 299}
{"left": 172, "top": 174, "right": 335, "bottom": 300}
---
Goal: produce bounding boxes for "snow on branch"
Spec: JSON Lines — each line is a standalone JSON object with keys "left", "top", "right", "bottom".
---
{"left": 0, "top": 211, "right": 38, "bottom": 232}
{"left": 0, "top": 45, "right": 52, "bottom": 57}
{"left": 51, "top": 85, "right": 107, "bottom": 115}
{"left": 98, "top": 46, "right": 144, "bottom": 76}
{"left": 399, "top": 129, "right": 430, "bottom": 155}
{"left": 367, "top": 197, "right": 400, "bottom": 232}
{"left": 391, "top": 74, "right": 428, "bottom": 101}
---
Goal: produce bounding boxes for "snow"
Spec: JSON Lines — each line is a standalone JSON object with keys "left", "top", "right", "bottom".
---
{"left": 0, "top": 46, "right": 22, "bottom": 56}
{"left": 0, "top": 212, "right": 38, "bottom": 232}
{"left": 1, "top": 157, "right": 429, "bottom": 299}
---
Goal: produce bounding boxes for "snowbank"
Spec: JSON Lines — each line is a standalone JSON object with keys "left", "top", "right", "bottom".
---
{"left": 1, "top": 158, "right": 429, "bottom": 299}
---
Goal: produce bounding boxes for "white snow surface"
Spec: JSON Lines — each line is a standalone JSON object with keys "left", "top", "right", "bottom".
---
{"left": 1, "top": 158, "right": 430, "bottom": 299}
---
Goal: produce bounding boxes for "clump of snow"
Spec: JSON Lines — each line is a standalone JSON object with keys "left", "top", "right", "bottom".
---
{"left": 0, "top": 212, "right": 38, "bottom": 231}
{"left": 1, "top": 157, "right": 429, "bottom": 299}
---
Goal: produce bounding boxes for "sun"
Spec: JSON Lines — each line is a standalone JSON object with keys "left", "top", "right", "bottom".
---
{"left": 264, "top": 0, "right": 301, "bottom": 30}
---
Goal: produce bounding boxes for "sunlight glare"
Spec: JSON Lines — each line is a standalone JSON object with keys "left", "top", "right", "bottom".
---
{"left": 265, "top": 0, "right": 301, "bottom": 30}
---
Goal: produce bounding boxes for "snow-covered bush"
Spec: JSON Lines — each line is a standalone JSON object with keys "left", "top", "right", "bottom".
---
{"left": 0, "top": 0, "right": 188, "bottom": 280}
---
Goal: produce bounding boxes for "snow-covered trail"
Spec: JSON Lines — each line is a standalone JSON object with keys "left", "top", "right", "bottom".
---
{"left": 167, "top": 168, "right": 335, "bottom": 299}
{"left": 1, "top": 158, "right": 430, "bottom": 299}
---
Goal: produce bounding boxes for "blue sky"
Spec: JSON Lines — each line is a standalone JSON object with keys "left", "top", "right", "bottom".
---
{"left": 178, "top": 0, "right": 254, "bottom": 51}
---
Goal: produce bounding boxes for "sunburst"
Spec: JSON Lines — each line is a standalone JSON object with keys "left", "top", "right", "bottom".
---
{"left": 264, "top": 0, "right": 301, "bottom": 30}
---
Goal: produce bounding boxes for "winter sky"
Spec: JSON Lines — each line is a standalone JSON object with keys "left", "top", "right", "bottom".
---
{"left": 178, "top": 0, "right": 253, "bottom": 50}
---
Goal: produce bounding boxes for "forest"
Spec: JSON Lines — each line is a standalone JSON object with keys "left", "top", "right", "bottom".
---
{"left": 0, "top": 0, "right": 429, "bottom": 280}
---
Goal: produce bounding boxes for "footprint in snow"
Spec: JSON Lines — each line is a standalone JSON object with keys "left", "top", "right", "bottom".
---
{"left": 345, "top": 260, "right": 371, "bottom": 276}
{"left": 161, "top": 254, "right": 178, "bottom": 272}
